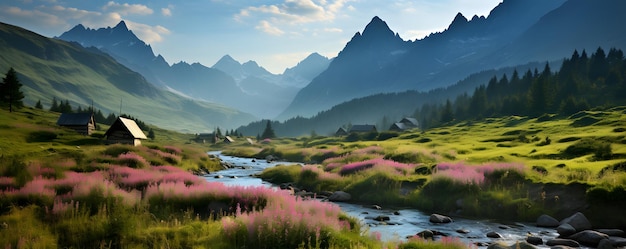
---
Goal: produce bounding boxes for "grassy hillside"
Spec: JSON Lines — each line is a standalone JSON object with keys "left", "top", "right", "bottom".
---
{"left": 1, "top": 107, "right": 456, "bottom": 249}
{"left": 0, "top": 22, "right": 256, "bottom": 133}
{"left": 218, "top": 107, "right": 626, "bottom": 226}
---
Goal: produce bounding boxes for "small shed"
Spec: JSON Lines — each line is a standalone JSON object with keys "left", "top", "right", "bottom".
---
{"left": 399, "top": 117, "right": 419, "bottom": 129}
{"left": 335, "top": 127, "right": 348, "bottom": 136}
{"left": 389, "top": 122, "right": 407, "bottom": 132}
{"left": 194, "top": 133, "right": 215, "bottom": 143}
{"left": 56, "top": 113, "right": 96, "bottom": 135}
{"left": 104, "top": 117, "right": 147, "bottom": 146}
{"left": 349, "top": 124, "right": 377, "bottom": 133}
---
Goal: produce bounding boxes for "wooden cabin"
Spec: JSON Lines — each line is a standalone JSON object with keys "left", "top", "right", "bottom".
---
{"left": 56, "top": 113, "right": 96, "bottom": 135}
{"left": 104, "top": 117, "right": 147, "bottom": 146}
{"left": 389, "top": 122, "right": 407, "bottom": 132}
{"left": 399, "top": 117, "right": 419, "bottom": 129}
{"left": 349, "top": 124, "right": 377, "bottom": 133}
{"left": 335, "top": 127, "right": 348, "bottom": 136}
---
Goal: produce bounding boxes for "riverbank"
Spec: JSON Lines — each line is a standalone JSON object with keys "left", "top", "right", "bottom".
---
{"left": 214, "top": 110, "right": 626, "bottom": 229}
{"left": 207, "top": 152, "right": 626, "bottom": 248}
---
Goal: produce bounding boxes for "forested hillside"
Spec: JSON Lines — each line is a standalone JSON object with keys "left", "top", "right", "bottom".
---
{"left": 237, "top": 48, "right": 626, "bottom": 137}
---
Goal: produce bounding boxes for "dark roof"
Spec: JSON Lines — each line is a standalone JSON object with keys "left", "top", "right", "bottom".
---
{"left": 336, "top": 127, "right": 348, "bottom": 133}
{"left": 390, "top": 122, "right": 406, "bottom": 131}
{"left": 349, "top": 124, "right": 377, "bottom": 132}
{"left": 400, "top": 117, "right": 419, "bottom": 127}
{"left": 57, "top": 113, "right": 94, "bottom": 126}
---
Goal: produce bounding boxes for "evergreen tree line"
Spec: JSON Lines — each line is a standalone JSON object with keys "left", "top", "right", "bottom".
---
{"left": 213, "top": 127, "right": 244, "bottom": 138}
{"left": 416, "top": 47, "right": 626, "bottom": 129}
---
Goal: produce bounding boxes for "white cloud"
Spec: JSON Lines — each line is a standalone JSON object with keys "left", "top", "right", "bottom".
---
{"left": 161, "top": 8, "right": 172, "bottom": 17}
{"left": 236, "top": 0, "right": 352, "bottom": 35}
{"left": 125, "top": 21, "right": 171, "bottom": 43}
{"left": 256, "top": 20, "right": 284, "bottom": 36}
{"left": 0, "top": 6, "right": 66, "bottom": 33}
{"left": 323, "top": 27, "right": 342, "bottom": 33}
{"left": 103, "top": 1, "right": 153, "bottom": 15}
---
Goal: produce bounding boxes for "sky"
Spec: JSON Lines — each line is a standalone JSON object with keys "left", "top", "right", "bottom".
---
{"left": 0, "top": 0, "right": 503, "bottom": 74}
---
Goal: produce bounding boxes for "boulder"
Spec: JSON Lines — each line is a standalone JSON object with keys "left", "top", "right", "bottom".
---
{"left": 560, "top": 212, "right": 592, "bottom": 232}
{"left": 456, "top": 229, "right": 470, "bottom": 234}
{"left": 610, "top": 237, "right": 626, "bottom": 247}
{"left": 595, "top": 229, "right": 625, "bottom": 237}
{"left": 557, "top": 223, "right": 577, "bottom": 237}
{"left": 371, "top": 205, "right": 382, "bottom": 210}
{"left": 569, "top": 230, "right": 609, "bottom": 247}
{"left": 486, "top": 243, "right": 508, "bottom": 249}
{"left": 546, "top": 238, "right": 580, "bottom": 247}
{"left": 549, "top": 246, "right": 577, "bottom": 249}
{"left": 511, "top": 241, "right": 538, "bottom": 249}
{"left": 328, "top": 191, "right": 351, "bottom": 202}
{"left": 393, "top": 211, "right": 401, "bottom": 215}
{"left": 416, "top": 230, "right": 434, "bottom": 239}
{"left": 597, "top": 239, "right": 615, "bottom": 249}
{"left": 487, "top": 231, "right": 503, "bottom": 238}
{"left": 373, "top": 215, "right": 390, "bottom": 222}
{"left": 536, "top": 214, "right": 560, "bottom": 227}
{"left": 526, "top": 236, "right": 543, "bottom": 245}
{"left": 429, "top": 214, "right": 453, "bottom": 223}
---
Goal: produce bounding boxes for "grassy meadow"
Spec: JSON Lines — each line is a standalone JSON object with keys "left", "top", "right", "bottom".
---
{"left": 218, "top": 107, "right": 626, "bottom": 227}
{"left": 0, "top": 107, "right": 477, "bottom": 249}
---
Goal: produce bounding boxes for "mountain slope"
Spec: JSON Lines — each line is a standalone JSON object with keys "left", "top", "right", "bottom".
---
{"left": 491, "top": 0, "right": 626, "bottom": 67}
{"left": 58, "top": 22, "right": 330, "bottom": 119}
{"left": 277, "top": 0, "right": 571, "bottom": 119}
{"left": 0, "top": 22, "right": 255, "bottom": 132}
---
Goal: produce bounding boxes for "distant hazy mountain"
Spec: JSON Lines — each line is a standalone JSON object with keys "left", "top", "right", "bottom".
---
{"left": 277, "top": 0, "right": 589, "bottom": 119}
{"left": 0, "top": 22, "right": 256, "bottom": 132}
{"left": 281, "top": 53, "right": 331, "bottom": 88}
{"left": 57, "top": 22, "right": 329, "bottom": 118}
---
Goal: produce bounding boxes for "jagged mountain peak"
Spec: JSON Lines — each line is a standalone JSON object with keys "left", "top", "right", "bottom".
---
{"left": 362, "top": 16, "right": 395, "bottom": 38}
{"left": 113, "top": 20, "right": 129, "bottom": 31}
{"left": 242, "top": 60, "right": 259, "bottom": 67}
{"left": 447, "top": 12, "right": 469, "bottom": 31}
{"left": 213, "top": 54, "right": 241, "bottom": 67}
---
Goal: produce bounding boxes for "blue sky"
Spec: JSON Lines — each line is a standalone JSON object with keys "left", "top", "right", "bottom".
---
{"left": 0, "top": 0, "right": 502, "bottom": 74}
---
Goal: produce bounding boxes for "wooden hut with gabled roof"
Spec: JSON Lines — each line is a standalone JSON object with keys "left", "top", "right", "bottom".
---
{"left": 56, "top": 113, "right": 96, "bottom": 135}
{"left": 104, "top": 117, "right": 147, "bottom": 146}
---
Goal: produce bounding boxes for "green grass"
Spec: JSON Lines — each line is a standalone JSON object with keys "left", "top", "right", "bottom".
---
{"left": 221, "top": 107, "right": 626, "bottom": 225}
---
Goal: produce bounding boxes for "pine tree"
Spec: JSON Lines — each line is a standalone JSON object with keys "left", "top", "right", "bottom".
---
{"left": 148, "top": 128, "right": 155, "bottom": 140}
{"left": 50, "top": 97, "right": 60, "bottom": 112}
{"left": 261, "top": 120, "right": 276, "bottom": 139}
{"left": 35, "top": 100, "right": 43, "bottom": 109}
{"left": 440, "top": 99, "right": 454, "bottom": 123}
{"left": 0, "top": 68, "right": 25, "bottom": 112}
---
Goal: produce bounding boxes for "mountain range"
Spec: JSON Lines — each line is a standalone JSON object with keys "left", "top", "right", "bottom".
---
{"left": 277, "top": 0, "right": 626, "bottom": 119}
{"left": 3, "top": 0, "right": 625, "bottom": 135}
{"left": 57, "top": 22, "right": 330, "bottom": 118}
{"left": 0, "top": 22, "right": 255, "bottom": 133}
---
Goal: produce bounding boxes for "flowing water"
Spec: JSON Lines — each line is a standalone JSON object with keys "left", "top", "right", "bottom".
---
{"left": 203, "top": 152, "right": 558, "bottom": 247}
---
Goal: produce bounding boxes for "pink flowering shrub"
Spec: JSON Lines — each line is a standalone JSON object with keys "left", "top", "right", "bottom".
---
{"left": 163, "top": 145, "right": 182, "bottom": 155}
{"left": 338, "top": 158, "right": 416, "bottom": 176}
{"left": 117, "top": 152, "right": 149, "bottom": 168}
{"left": 339, "top": 160, "right": 376, "bottom": 175}
{"left": 221, "top": 191, "right": 350, "bottom": 248}
{"left": 0, "top": 176, "right": 15, "bottom": 190}
{"left": 149, "top": 148, "right": 182, "bottom": 165}
{"left": 434, "top": 162, "right": 525, "bottom": 185}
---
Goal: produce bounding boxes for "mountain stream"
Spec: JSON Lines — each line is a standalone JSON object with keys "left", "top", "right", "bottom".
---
{"left": 203, "top": 152, "right": 559, "bottom": 248}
